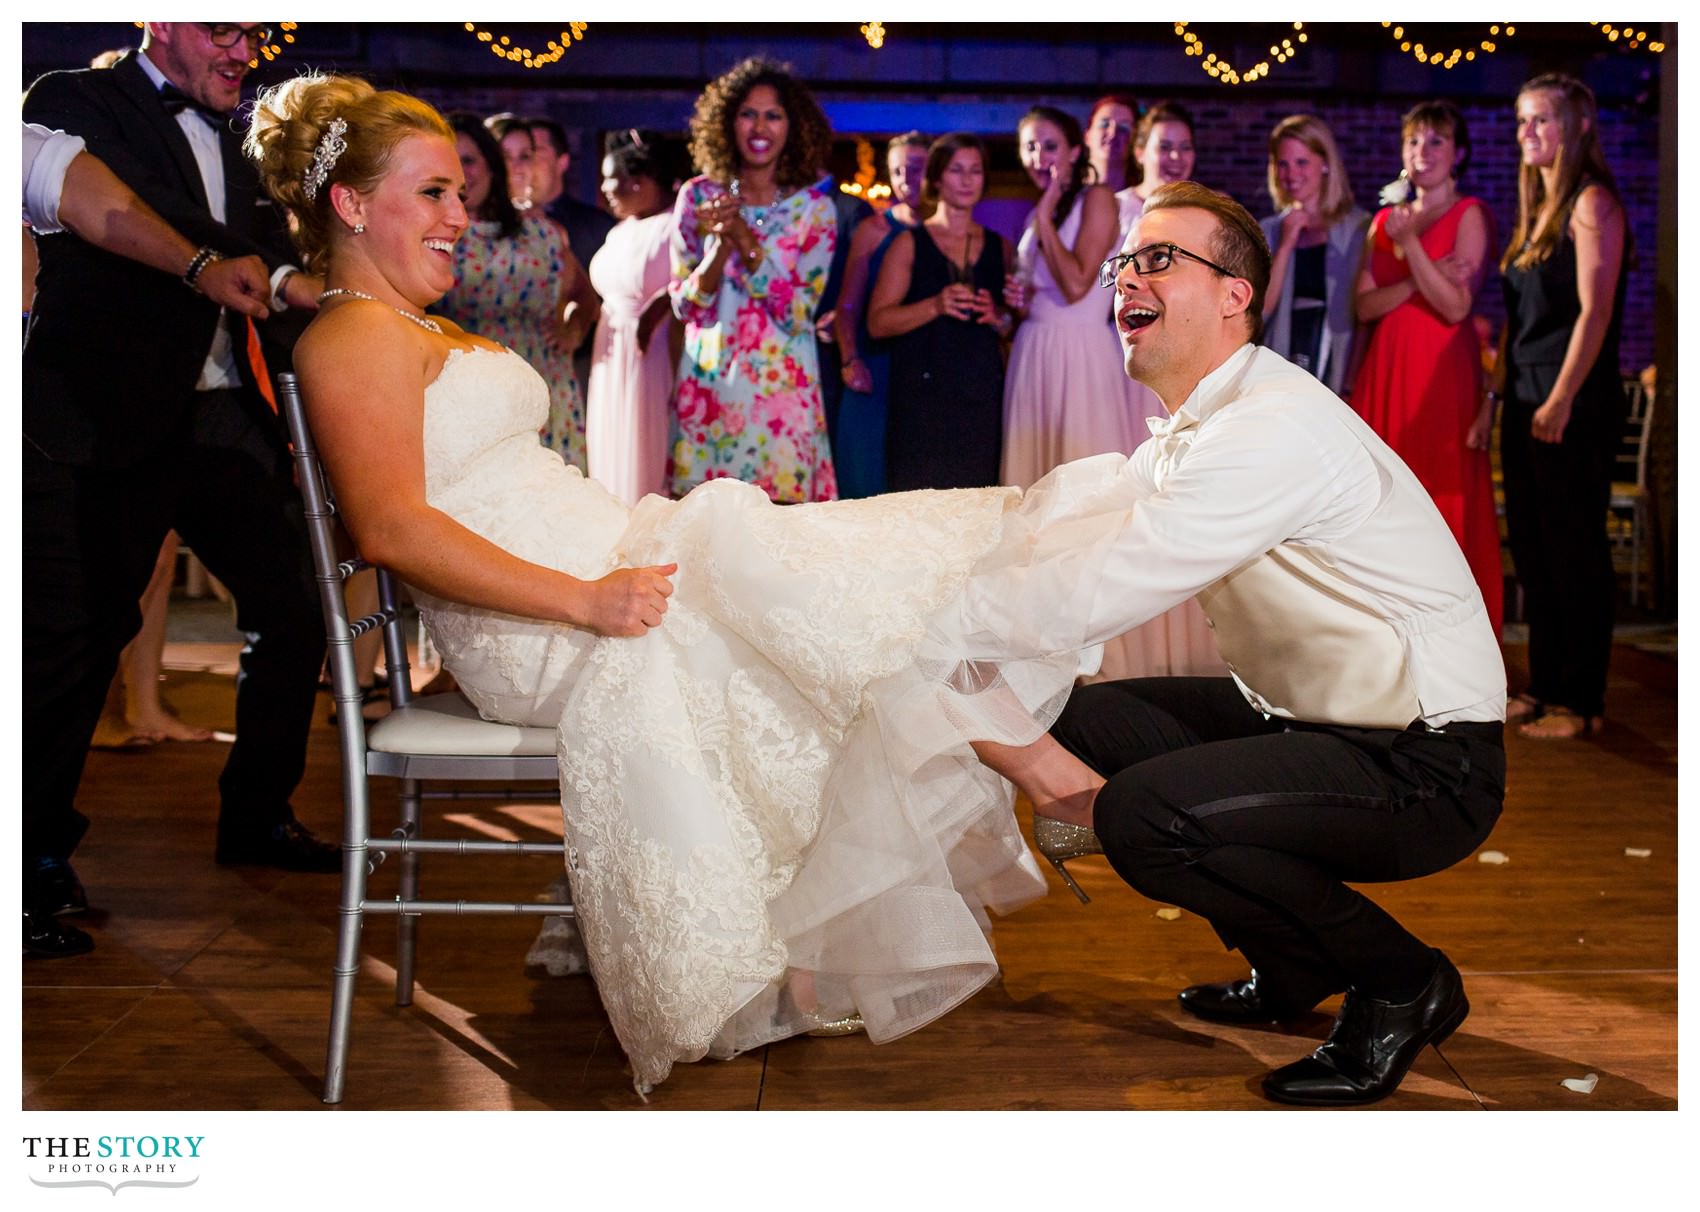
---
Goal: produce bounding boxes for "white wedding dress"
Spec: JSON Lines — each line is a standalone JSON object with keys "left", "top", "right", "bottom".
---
{"left": 412, "top": 346, "right": 1111, "bottom": 1093}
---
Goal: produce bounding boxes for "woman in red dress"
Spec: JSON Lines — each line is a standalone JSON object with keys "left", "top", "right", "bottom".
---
{"left": 1351, "top": 100, "right": 1502, "bottom": 636}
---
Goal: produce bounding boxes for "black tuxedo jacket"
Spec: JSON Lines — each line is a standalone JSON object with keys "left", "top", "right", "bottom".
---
{"left": 22, "top": 51, "right": 304, "bottom": 469}
{"left": 545, "top": 193, "right": 616, "bottom": 269}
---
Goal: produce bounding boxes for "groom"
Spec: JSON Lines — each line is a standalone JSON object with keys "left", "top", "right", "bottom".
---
{"left": 971, "top": 182, "right": 1506, "bottom": 1106}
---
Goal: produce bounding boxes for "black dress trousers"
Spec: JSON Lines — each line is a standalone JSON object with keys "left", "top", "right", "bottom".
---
{"left": 1052, "top": 677, "right": 1504, "bottom": 1006}
{"left": 22, "top": 386, "right": 323, "bottom": 862}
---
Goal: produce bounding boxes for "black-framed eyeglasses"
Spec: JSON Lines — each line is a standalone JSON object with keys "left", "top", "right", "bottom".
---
{"left": 1098, "top": 242, "right": 1237, "bottom": 289}
{"left": 201, "top": 23, "right": 274, "bottom": 50}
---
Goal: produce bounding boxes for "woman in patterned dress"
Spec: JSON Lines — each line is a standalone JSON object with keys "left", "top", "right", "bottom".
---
{"left": 667, "top": 56, "right": 838, "bottom": 503}
{"left": 435, "top": 113, "right": 597, "bottom": 469}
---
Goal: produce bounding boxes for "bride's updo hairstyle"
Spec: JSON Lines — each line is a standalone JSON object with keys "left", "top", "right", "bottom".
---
{"left": 247, "top": 73, "right": 453, "bottom": 273}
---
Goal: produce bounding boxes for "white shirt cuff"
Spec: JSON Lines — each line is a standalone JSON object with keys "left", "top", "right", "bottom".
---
{"left": 269, "top": 264, "right": 301, "bottom": 311}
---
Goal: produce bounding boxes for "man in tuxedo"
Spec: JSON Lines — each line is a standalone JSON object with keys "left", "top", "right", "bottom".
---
{"left": 23, "top": 123, "right": 274, "bottom": 314}
{"left": 23, "top": 23, "right": 335, "bottom": 959}
{"left": 965, "top": 183, "right": 1505, "bottom": 1105}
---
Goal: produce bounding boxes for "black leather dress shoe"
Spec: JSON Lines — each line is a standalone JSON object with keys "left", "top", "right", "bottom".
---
{"left": 24, "top": 910, "right": 94, "bottom": 958}
{"left": 215, "top": 819, "right": 341, "bottom": 873}
{"left": 1260, "top": 950, "right": 1468, "bottom": 1106}
{"left": 30, "top": 856, "right": 89, "bottom": 916}
{"left": 1177, "top": 969, "right": 1333, "bottom": 1025}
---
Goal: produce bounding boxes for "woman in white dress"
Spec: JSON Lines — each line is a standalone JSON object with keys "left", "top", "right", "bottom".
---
{"left": 248, "top": 75, "right": 1134, "bottom": 1096}
{"left": 585, "top": 130, "right": 680, "bottom": 505}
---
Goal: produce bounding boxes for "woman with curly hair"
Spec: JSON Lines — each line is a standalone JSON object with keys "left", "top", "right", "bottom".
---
{"left": 434, "top": 113, "right": 596, "bottom": 468}
{"left": 668, "top": 56, "right": 839, "bottom": 502}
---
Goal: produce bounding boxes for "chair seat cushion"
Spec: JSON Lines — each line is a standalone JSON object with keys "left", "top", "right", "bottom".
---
{"left": 366, "top": 692, "right": 556, "bottom": 757}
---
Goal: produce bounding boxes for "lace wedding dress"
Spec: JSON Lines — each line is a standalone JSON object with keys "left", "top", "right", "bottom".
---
{"left": 413, "top": 346, "right": 1108, "bottom": 1093}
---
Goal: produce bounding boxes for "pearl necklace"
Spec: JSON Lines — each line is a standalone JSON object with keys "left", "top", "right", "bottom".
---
{"left": 317, "top": 287, "right": 444, "bottom": 334}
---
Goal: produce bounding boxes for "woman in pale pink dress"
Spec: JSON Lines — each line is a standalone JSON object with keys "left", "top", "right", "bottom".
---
{"left": 1006, "top": 105, "right": 1220, "bottom": 678}
{"left": 1001, "top": 106, "right": 1143, "bottom": 487}
{"left": 586, "top": 131, "right": 680, "bottom": 504}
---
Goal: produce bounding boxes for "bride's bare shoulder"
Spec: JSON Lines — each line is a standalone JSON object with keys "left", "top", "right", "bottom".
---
{"left": 296, "top": 302, "right": 432, "bottom": 391}
{"left": 426, "top": 311, "right": 503, "bottom": 352}
{"left": 296, "top": 305, "right": 508, "bottom": 399}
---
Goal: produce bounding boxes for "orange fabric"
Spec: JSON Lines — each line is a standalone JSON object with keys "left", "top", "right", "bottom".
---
{"left": 246, "top": 317, "right": 276, "bottom": 411}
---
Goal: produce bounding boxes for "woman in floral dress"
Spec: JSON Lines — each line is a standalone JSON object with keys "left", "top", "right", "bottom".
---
{"left": 667, "top": 57, "right": 837, "bottom": 502}
{"left": 437, "top": 113, "right": 597, "bottom": 469}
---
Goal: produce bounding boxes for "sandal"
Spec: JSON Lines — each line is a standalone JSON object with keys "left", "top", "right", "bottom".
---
{"left": 1518, "top": 707, "right": 1604, "bottom": 739}
{"left": 1505, "top": 692, "right": 1544, "bottom": 723}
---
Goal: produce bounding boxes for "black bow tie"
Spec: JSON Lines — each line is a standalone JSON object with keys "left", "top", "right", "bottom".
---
{"left": 158, "top": 83, "right": 226, "bottom": 126}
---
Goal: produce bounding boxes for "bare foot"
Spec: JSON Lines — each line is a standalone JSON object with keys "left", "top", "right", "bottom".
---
{"left": 1519, "top": 708, "right": 1604, "bottom": 739}
{"left": 1505, "top": 692, "right": 1544, "bottom": 723}
{"left": 90, "top": 716, "right": 153, "bottom": 751}
{"left": 132, "top": 710, "right": 214, "bottom": 743}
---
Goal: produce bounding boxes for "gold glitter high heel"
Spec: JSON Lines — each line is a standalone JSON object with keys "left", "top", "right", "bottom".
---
{"left": 805, "top": 1013, "right": 866, "bottom": 1038}
{"left": 1032, "top": 816, "right": 1103, "bottom": 904}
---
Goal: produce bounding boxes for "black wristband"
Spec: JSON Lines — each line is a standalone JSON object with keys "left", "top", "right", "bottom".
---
{"left": 183, "top": 246, "right": 220, "bottom": 290}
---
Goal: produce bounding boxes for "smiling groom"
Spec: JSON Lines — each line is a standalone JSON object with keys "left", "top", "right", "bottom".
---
{"left": 969, "top": 181, "right": 1508, "bottom": 1105}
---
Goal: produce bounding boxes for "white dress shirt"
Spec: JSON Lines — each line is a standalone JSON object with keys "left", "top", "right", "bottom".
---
{"left": 22, "top": 122, "right": 85, "bottom": 233}
{"left": 945, "top": 342, "right": 1506, "bottom": 728}
{"left": 136, "top": 51, "right": 244, "bottom": 390}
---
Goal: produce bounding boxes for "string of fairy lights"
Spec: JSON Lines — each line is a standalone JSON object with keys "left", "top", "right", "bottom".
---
{"left": 1174, "top": 20, "right": 1307, "bottom": 85}
{"left": 463, "top": 23, "right": 588, "bottom": 69}
{"left": 1383, "top": 22, "right": 1513, "bottom": 70}
{"left": 138, "top": 22, "right": 1665, "bottom": 78}
{"left": 1592, "top": 22, "right": 1666, "bottom": 54}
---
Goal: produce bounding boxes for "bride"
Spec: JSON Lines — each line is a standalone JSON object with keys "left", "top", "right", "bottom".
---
{"left": 249, "top": 75, "right": 1120, "bottom": 1094}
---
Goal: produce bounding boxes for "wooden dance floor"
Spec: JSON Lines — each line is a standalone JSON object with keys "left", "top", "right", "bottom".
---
{"left": 21, "top": 634, "right": 1677, "bottom": 1113}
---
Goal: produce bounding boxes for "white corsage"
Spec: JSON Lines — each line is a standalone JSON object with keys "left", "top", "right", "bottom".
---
{"left": 1378, "top": 171, "right": 1412, "bottom": 207}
